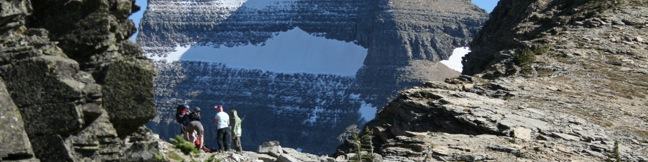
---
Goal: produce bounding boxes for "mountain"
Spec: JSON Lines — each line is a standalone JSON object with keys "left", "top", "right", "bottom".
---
{"left": 338, "top": 0, "right": 648, "bottom": 161}
{"left": 138, "top": 0, "right": 487, "bottom": 154}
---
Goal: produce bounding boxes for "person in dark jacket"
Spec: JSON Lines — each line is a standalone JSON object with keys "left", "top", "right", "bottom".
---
{"left": 186, "top": 107, "right": 204, "bottom": 149}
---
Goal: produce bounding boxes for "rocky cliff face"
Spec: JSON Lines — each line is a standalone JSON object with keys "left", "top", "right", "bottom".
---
{"left": 139, "top": 0, "right": 486, "bottom": 154}
{"left": 149, "top": 62, "right": 363, "bottom": 154}
{"left": 140, "top": 0, "right": 486, "bottom": 105}
{"left": 0, "top": 0, "right": 160, "bottom": 161}
{"left": 340, "top": 0, "right": 648, "bottom": 161}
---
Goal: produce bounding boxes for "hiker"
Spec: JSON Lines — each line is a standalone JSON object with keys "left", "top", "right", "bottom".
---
{"left": 231, "top": 109, "right": 243, "bottom": 152}
{"left": 175, "top": 105, "right": 191, "bottom": 140}
{"left": 213, "top": 105, "right": 231, "bottom": 152}
{"left": 186, "top": 107, "right": 204, "bottom": 149}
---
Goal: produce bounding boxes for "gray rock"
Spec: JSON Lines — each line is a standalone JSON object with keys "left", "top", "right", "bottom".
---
{"left": 551, "top": 132, "right": 581, "bottom": 141}
{"left": 511, "top": 127, "right": 533, "bottom": 140}
{"left": 0, "top": 0, "right": 158, "bottom": 161}
{"left": 258, "top": 141, "right": 283, "bottom": 157}
{"left": 0, "top": 79, "right": 36, "bottom": 161}
{"left": 277, "top": 154, "right": 301, "bottom": 162}
{"left": 340, "top": 1, "right": 648, "bottom": 161}
{"left": 255, "top": 153, "right": 278, "bottom": 162}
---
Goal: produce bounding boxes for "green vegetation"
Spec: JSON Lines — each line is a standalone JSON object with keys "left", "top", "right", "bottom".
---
{"left": 351, "top": 128, "right": 375, "bottom": 162}
{"left": 167, "top": 151, "right": 184, "bottom": 161}
{"left": 154, "top": 152, "right": 166, "bottom": 161}
{"left": 205, "top": 155, "right": 221, "bottom": 162}
{"left": 171, "top": 135, "right": 200, "bottom": 155}
{"left": 615, "top": 141, "right": 621, "bottom": 162}
{"left": 513, "top": 45, "right": 550, "bottom": 75}
{"left": 607, "top": 141, "right": 622, "bottom": 162}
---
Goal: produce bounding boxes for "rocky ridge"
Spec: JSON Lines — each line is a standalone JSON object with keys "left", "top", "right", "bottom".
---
{"left": 0, "top": 0, "right": 160, "bottom": 161}
{"left": 338, "top": 0, "right": 648, "bottom": 161}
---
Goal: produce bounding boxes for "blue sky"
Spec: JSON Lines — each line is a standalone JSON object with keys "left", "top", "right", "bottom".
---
{"left": 472, "top": 0, "right": 498, "bottom": 13}
{"left": 128, "top": 0, "right": 498, "bottom": 41}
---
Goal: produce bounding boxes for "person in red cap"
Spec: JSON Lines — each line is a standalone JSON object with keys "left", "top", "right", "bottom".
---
{"left": 175, "top": 105, "right": 191, "bottom": 140}
{"left": 213, "top": 105, "right": 231, "bottom": 152}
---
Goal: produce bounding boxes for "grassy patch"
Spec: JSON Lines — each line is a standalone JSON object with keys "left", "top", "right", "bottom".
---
{"left": 154, "top": 152, "right": 166, "bottom": 161}
{"left": 514, "top": 45, "right": 549, "bottom": 75}
{"left": 167, "top": 151, "right": 184, "bottom": 161}
{"left": 603, "top": 69, "right": 647, "bottom": 99}
{"left": 171, "top": 135, "right": 200, "bottom": 155}
{"left": 205, "top": 155, "right": 220, "bottom": 162}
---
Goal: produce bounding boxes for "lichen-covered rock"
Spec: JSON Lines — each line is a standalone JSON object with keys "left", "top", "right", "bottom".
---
{"left": 0, "top": 0, "right": 158, "bottom": 161}
{"left": 0, "top": 79, "right": 36, "bottom": 161}
{"left": 100, "top": 58, "right": 156, "bottom": 137}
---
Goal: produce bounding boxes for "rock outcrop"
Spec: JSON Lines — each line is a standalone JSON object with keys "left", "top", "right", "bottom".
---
{"left": 0, "top": 0, "right": 160, "bottom": 161}
{"left": 156, "top": 140, "right": 375, "bottom": 162}
{"left": 339, "top": 0, "right": 648, "bottom": 161}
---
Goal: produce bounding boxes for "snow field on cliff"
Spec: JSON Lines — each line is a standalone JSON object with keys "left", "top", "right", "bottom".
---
{"left": 441, "top": 47, "right": 471, "bottom": 72}
{"left": 157, "top": 27, "right": 368, "bottom": 76}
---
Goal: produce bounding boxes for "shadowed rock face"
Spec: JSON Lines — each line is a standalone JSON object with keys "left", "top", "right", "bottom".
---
{"left": 140, "top": 0, "right": 486, "bottom": 154}
{"left": 0, "top": 0, "right": 159, "bottom": 161}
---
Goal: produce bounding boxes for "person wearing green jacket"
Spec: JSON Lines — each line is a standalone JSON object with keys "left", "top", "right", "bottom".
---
{"left": 231, "top": 109, "right": 243, "bottom": 152}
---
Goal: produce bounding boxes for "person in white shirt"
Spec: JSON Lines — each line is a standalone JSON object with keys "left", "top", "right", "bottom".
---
{"left": 213, "top": 105, "right": 231, "bottom": 152}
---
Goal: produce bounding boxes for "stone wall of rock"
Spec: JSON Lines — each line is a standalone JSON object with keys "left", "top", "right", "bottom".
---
{"left": 0, "top": 0, "right": 160, "bottom": 161}
{"left": 339, "top": 0, "right": 648, "bottom": 161}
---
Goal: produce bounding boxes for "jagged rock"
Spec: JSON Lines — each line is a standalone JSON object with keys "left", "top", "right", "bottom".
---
{"left": 276, "top": 154, "right": 300, "bottom": 162}
{"left": 258, "top": 141, "right": 283, "bottom": 157}
{"left": 255, "top": 153, "right": 278, "bottom": 162}
{"left": 0, "top": 0, "right": 158, "bottom": 161}
{"left": 339, "top": 0, "right": 648, "bottom": 161}
{"left": 0, "top": 79, "right": 36, "bottom": 161}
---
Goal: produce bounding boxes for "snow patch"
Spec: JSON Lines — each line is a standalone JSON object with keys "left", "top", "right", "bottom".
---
{"left": 242, "top": 0, "right": 295, "bottom": 9}
{"left": 441, "top": 47, "right": 471, "bottom": 72}
{"left": 212, "top": 0, "right": 295, "bottom": 10}
{"left": 358, "top": 101, "right": 376, "bottom": 122}
{"left": 179, "top": 27, "right": 368, "bottom": 76}
{"left": 148, "top": 45, "right": 191, "bottom": 63}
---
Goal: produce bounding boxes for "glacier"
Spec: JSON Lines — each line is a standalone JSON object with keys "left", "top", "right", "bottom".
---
{"left": 153, "top": 28, "right": 367, "bottom": 76}
{"left": 180, "top": 28, "right": 367, "bottom": 76}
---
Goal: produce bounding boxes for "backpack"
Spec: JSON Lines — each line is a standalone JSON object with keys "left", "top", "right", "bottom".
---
{"left": 188, "top": 111, "right": 201, "bottom": 121}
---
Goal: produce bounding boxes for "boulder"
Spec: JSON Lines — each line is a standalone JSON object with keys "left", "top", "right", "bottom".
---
{"left": 258, "top": 141, "right": 283, "bottom": 157}
{"left": 0, "top": 79, "right": 35, "bottom": 161}
{"left": 511, "top": 127, "right": 533, "bottom": 141}
{"left": 0, "top": 0, "right": 159, "bottom": 161}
